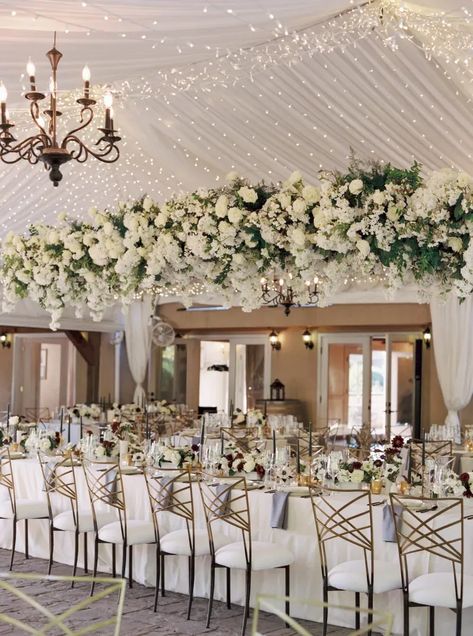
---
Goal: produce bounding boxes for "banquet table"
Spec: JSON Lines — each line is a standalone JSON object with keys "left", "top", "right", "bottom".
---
{"left": 2, "top": 458, "right": 473, "bottom": 635}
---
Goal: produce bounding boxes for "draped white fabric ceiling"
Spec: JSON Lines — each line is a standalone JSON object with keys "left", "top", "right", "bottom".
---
{"left": 0, "top": 0, "right": 472, "bottom": 236}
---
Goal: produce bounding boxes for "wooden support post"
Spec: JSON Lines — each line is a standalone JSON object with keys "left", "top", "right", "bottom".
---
{"left": 65, "top": 331, "right": 101, "bottom": 404}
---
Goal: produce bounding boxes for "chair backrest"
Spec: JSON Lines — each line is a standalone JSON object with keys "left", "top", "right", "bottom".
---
{"left": 221, "top": 428, "right": 259, "bottom": 453}
{"left": 82, "top": 460, "right": 124, "bottom": 536}
{"left": 198, "top": 474, "right": 251, "bottom": 564}
{"left": 409, "top": 439, "right": 453, "bottom": 479}
{"left": 309, "top": 487, "right": 374, "bottom": 585}
{"left": 390, "top": 495, "right": 464, "bottom": 596}
{"left": 144, "top": 467, "right": 194, "bottom": 546}
{"left": 38, "top": 453, "right": 79, "bottom": 523}
{"left": 0, "top": 448, "right": 15, "bottom": 513}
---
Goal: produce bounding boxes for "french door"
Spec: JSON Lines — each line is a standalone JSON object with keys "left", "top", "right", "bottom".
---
{"left": 318, "top": 333, "right": 419, "bottom": 439}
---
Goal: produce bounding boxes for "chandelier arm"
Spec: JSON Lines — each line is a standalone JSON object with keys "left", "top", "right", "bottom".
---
{"left": 0, "top": 136, "right": 45, "bottom": 164}
{"left": 60, "top": 106, "right": 94, "bottom": 147}
{"left": 30, "top": 100, "right": 49, "bottom": 138}
{"left": 64, "top": 135, "right": 120, "bottom": 163}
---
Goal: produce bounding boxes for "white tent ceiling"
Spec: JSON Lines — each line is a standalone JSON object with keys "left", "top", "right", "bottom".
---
{"left": 0, "top": 0, "right": 472, "bottom": 237}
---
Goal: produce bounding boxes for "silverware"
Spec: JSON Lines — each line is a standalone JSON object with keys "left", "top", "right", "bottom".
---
{"left": 418, "top": 505, "right": 438, "bottom": 513}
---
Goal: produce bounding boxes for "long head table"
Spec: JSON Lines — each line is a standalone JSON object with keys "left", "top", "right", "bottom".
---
{"left": 2, "top": 457, "right": 473, "bottom": 635}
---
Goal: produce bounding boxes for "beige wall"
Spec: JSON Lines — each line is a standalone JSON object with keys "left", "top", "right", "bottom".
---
{"left": 153, "top": 302, "right": 459, "bottom": 434}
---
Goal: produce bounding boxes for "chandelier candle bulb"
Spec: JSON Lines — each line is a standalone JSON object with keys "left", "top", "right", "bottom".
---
{"left": 82, "top": 65, "right": 90, "bottom": 98}
{"left": 104, "top": 92, "right": 113, "bottom": 129}
{"left": 0, "top": 83, "right": 7, "bottom": 125}
{"left": 26, "top": 59, "right": 36, "bottom": 91}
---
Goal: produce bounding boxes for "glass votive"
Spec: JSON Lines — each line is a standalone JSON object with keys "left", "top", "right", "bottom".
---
{"left": 398, "top": 479, "right": 411, "bottom": 495}
{"left": 370, "top": 478, "right": 383, "bottom": 495}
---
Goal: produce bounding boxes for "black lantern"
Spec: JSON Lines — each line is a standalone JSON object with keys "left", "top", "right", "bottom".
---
{"left": 423, "top": 327, "right": 432, "bottom": 349}
{"left": 270, "top": 378, "right": 285, "bottom": 401}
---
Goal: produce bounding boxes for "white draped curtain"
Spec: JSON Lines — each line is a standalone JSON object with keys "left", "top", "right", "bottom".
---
{"left": 430, "top": 293, "right": 473, "bottom": 441}
{"left": 124, "top": 295, "right": 153, "bottom": 406}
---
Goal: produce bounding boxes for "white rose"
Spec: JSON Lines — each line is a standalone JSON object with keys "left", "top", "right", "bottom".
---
{"left": 292, "top": 227, "right": 306, "bottom": 247}
{"left": 292, "top": 198, "right": 306, "bottom": 215}
{"left": 356, "top": 239, "right": 370, "bottom": 258}
{"left": 215, "top": 195, "right": 228, "bottom": 218}
{"left": 351, "top": 469, "right": 364, "bottom": 483}
{"left": 458, "top": 172, "right": 472, "bottom": 188}
{"left": 143, "top": 196, "right": 153, "bottom": 211}
{"left": 277, "top": 193, "right": 291, "bottom": 209}
{"left": 8, "top": 416, "right": 19, "bottom": 427}
{"left": 243, "top": 458, "right": 256, "bottom": 473}
{"left": 448, "top": 237, "right": 463, "bottom": 252}
{"left": 372, "top": 190, "right": 385, "bottom": 205}
{"left": 238, "top": 186, "right": 258, "bottom": 204}
{"left": 47, "top": 230, "right": 59, "bottom": 244}
{"left": 302, "top": 185, "right": 320, "bottom": 203}
{"left": 103, "top": 222, "right": 114, "bottom": 236}
{"left": 286, "top": 170, "right": 302, "bottom": 186}
{"left": 386, "top": 206, "right": 400, "bottom": 222}
{"left": 40, "top": 437, "right": 51, "bottom": 452}
{"left": 228, "top": 207, "right": 243, "bottom": 224}
{"left": 349, "top": 179, "right": 363, "bottom": 195}
{"left": 95, "top": 445, "right": 106, "bottom": 458}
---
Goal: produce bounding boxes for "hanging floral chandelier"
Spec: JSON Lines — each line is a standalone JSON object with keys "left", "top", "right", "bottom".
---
{"left": 0, "top": 33, "right": 120, "bottom": 187}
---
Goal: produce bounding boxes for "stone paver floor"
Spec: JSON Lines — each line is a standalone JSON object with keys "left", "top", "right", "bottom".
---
{"left": 0, "top": 549, "right": 354, "bottom": 635}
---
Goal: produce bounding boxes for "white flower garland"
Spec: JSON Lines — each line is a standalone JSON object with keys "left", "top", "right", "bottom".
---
{"left": 2, "top": 164, "right": 473, "bottom": 329}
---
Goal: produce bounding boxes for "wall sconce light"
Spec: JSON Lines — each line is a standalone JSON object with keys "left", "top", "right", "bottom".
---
{"left": 0, "top": 332, "right": 11, "bottom": 349}
{"left": 302, "top": 328, "right": 314, "bottom": 350}
{"left": 269, "top": 330, "right": 281, "bottom": 351}
{"left": 423, "top": 327, "right": 432, "bottom": 349}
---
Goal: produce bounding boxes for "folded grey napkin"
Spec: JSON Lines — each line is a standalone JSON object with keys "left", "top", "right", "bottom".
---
{"left": 271, "top": 491, "right": 289, "bottom": 529}
{"left": 382, "top": 503, "right": 402, "bottom": 542}
{"left": 210, "top": 483, "right": 231, "bottom": 517}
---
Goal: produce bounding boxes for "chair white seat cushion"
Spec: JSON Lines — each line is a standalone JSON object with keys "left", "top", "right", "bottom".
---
{"left": 0, "top": 498, "right": 48, "bottom": 520}
{"left": 160, "top": 528, "right": 229, "bottom": 557}
{"left": 215, "top": 540, "right": 294, "bottom": 571}
{"left": 328, "top": 559, "right": 402, "bottom": 594}
{"left": 409, "top": 572, "right": 473, "bottom": 609}
{"left": 53, "top": 510, "right": 116, "bottom": 533}
{"left": 98, "top": 520, "right": 155, "bottom": 545}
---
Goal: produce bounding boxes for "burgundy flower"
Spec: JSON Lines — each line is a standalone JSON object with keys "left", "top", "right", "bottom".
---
{"left": 191, "top": 444, "right": 199, "bottom": 452}
{"left": 351, "top": 461, "right": 363, "bottom": 470}
{"left": 236, "top": 462, "right": 244, "bottom": 472}
{"left": 256, "top": 464, "right": 265, "bottom": 477}
{"left": 460, "top": 472, "right": 470, "bottom": 483}
{"left": 391, "top": 435, "right": 404, "bottom": 449}
{"left": 235, "top": 452, "right": 244, "bottom": 460}
{"left": 373, "top": 459, "right": 383, "bottom": 468}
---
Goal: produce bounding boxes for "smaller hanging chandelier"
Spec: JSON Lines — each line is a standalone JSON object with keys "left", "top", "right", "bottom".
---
{"left": 0, "top": 33, "right": 120, "bottom": 186}
{"left": 260, "top": 275, "right": 319, "bottom": 316}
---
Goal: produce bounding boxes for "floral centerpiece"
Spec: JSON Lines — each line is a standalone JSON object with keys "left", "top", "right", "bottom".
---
{"left": 336, "top": 458, "right": 384, "bottom": 485}
{"left": 232, "top": 409, "right": 246, "bottom": 426}
{"left": 68, "top": 403, "right": 102, "bottom": 420}
{"left": 213, "top": 444, "right": 265, "bottom": 479}
{"left": 153, "top": 443, "right": 199, "bottom": 469}
{"left": 380, "top": 435, "right": 406, "bottom": 483}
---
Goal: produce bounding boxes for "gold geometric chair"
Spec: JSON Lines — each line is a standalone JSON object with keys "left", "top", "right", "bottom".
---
{"left": 0, "top": 571, "right": 126, "bottom": 635}
{"left": 199, "top": 474, "right": 294, "bottom": 636}
{"left": 409, "top": 439, "right": 452, "bottom": 482}
{"left": 38, "top": 453, "right": 115, "bottom": 582}
{"left": 252, "top": 595, "right": 394, "bottom": 635}
{"left": 390, "top": 494, "right": 473, "bottom": 636}
{"left": 310, "top": 487, "right": 402, "bottom": 636}
{"left": 0, "top": 447, "right": 49, "bottom": 570}
{"left": 82, "top": 460, "right": 156, "bottom": 592}
{"left": 144, "top": 467, "right": 229, "bottom": 618}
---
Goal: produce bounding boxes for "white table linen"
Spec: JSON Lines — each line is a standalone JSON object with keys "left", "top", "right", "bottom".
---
{"left": 2, "top": 458, "right": 473, "bottom": 635}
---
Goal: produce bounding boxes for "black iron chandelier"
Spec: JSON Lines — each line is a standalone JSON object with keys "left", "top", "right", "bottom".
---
{"left": 260, "top": 275, "right": 319, "bottom": 316}
{"left": 0, "top": 33, "right": 120, "bottom": 186}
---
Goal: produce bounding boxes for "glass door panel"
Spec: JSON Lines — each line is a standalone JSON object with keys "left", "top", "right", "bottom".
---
{"left": 234, "top": 343, "right": 265, "bottom": 412}
{"left": 319, "top": 335, "right": 371, "bottom": 434}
